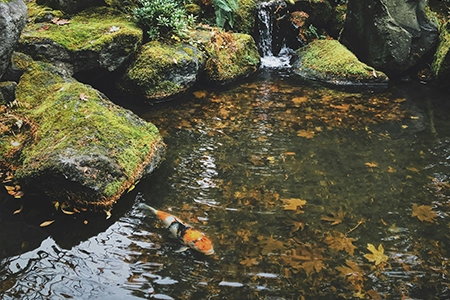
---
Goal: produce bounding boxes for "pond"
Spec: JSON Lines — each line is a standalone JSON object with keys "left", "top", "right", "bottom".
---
{"left": 1, "top": 70, "right": 450, "bottom": 299}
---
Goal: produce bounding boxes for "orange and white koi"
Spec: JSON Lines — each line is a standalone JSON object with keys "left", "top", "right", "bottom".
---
{"left": 140, "top": 204, "right": 215, "bottom": 256}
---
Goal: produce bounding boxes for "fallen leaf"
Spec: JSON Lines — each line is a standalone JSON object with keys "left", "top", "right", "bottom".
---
{"left": 365, "top": 162, "right": 378, "bottom": 168}
{"left": 79, "top": 93, "right": 89, "bottom": 101}
{"left": 411, "top": 203, "right": 438, "bottom": 223}
{"left": 297, "top": 130, "right": 315, "bottom": 139}
{"left": 240, "top": 257, "right": 259, "bottom": 267}
{"left": 336, "top": 259, "right": 364, "bottom": 291}
{"left": 284, "top": 244, "right": 325, "bottom": 276}
{"left": 292, "top": 96, "right": 308, "bottom": 106}
{"left": 364, "top": 243, "right": 388, "bottom": 266}
{"left": 282, "top": 198, "right": 307, "bottom": 211}
{"left": 324, "top": 231, "right": 357, "bottom": 256}
{"left": 261, "top": 235, "right": 285, "bottom": 255}
{"left": 40, "top": 220, "right": 55, "bottom": 227}
{"left": 13, "top": 205, "right": 23, "bottom": 215}
{"left": 51, "top": 17, "right": 70, "bottom": 25}
{"left": 193, "top": 90, "right": 207, "bottom": 98}
{"left": 321, "top": 209, "right": 346, "bottom": 225}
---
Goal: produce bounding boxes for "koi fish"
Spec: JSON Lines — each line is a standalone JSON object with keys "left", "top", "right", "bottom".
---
{"left": 140, "top": 204, "right": 215, "bottom": 256}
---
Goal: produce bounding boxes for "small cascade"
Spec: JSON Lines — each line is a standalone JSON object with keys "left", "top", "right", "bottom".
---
{"left": 255, "top": 0, "right": 293, "bottom": 69}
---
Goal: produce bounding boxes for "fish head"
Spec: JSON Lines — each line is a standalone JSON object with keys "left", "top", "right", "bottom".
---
{"left": 184, "top": 229, "right": 215, "bottom": 255}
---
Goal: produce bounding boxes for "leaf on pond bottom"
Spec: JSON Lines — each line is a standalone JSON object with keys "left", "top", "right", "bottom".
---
{"left": 297, "top": 130, "right": 315, "bottom": 139}
{"left": 336, "top": 259, "right": 364, "bottom": 292}
{"left": 282, "top": 244, "right": 325, "bottom": 277}
{"left": 240, "top": 257, "right": 259, "bottom": 267}
{"left": 411, "top": 203, "right": 438, "bottom": 224}
{"left": 324, "top": 231, "right": 357, "bottom": 256}
{"left": 282, "top": 198, "right": 307, "bottom": 212}
{"left": 260, "top": 235, "right": 285, "bottom": 255}
{"left": 321, "top": 209, "right": 346, "bottom": 225}
{"left": 364, "top": 243, "right": 388, "bottom": 266}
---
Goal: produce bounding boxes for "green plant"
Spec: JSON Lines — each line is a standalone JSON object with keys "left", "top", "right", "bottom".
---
{"left": 212, "top": 0, "right": 239, "bottom": 29}
{"left": 132, "top": 0, "right": 193, "bottom": 40}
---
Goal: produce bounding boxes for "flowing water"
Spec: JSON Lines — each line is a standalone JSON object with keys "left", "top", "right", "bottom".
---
{"left": 1, "top": 71, "right": 450, "bottom": 299}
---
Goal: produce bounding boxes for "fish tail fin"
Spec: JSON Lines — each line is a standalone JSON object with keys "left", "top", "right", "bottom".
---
{"left": 138, "top": 203, "right": 158, "bottom": 215}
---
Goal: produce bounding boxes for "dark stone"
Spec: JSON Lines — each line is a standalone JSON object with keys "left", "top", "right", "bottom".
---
{"left": 36, "top": 0, "right": 105, "bottom": 14}
{"left": 0, "top": 0, "right": 28, "bottom": 80}
{"left": 341, "top": 0, "right": 439, "bottom": 76}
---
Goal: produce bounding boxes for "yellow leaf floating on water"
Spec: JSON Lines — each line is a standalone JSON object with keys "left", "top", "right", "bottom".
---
{"left": 40, "top": 220, "right": 55, "bottom": 227}
{"left": 364, "top": 243, "right": 388, "bottom": 266}
{"left": 282, "top": 198, "right": 307, "bottom": 211}
{"left": 411, "top": 203, "right": 438, "bottom": 223}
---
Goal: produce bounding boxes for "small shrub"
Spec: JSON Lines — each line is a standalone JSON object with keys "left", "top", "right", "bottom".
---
{"left": 132, "top": 0, "right": 193, "bottom": 40}
{"left": 212, "top": 0, "right": 239, "bottom": 29}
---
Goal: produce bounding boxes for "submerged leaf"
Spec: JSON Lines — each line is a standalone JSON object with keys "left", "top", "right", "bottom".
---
{"left": 364, "top": 244, "right": 388, "bottom": 266}
{"left": 282, "top": 198, "right": 307, "bottom": 211}
{"left": 40, "top": 220, "right": 55, "bottom": 227}
{"left": 261, "top": 235, "right": 285, "bottom": 255}
{"left": 411, "top": 204, "right": 438, "bottom": 223}
{"left": 321, "top": 209, "right": 346, "bottom": 225}
{"left": 324, "top": 231, "right": 357, "bottom": 256}
{"left": 297, "top": 130, "right": 315, "bottom": 139}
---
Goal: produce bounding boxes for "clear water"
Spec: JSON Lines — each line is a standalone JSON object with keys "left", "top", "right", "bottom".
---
{"left": 1, "top": 71, "right": 450, "bottom": 299}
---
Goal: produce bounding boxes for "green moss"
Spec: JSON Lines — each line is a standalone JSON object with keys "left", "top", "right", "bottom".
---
{"left": 432, "top": 22, "right": 450, "bottom": 78}
{"left": 204, "top": 32, "right": 260, "bottom": 83}
{"left": 234, "top": 0, "right": 257, "bottom": 34}
{"left": 298, "top": 39, "right": 383, "bottom": 79}
{"left": 26, "top": 1, "right": 64, "bottom": 23}
{"left": 20, "top": 7, "right": 142, "bottom": 52}
{"left": 123, "top": 41, "right": 202, "bottom": 98}
{"left": 14, "top": 60, "right": 161, "bottom": 199}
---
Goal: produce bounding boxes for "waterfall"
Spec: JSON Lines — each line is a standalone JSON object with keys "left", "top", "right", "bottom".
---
{"left": 256, "top": 0, "right": 293, "bottom": 69}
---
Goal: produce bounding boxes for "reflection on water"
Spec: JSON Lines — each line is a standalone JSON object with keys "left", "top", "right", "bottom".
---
{"left": 1, "top": 72, "right": 450, "bottom": 299}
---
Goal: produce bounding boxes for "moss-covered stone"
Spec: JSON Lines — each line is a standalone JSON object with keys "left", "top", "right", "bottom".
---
{"left": 203, "top": 31, "right": 260, "bottom": 84}
{"left": 19, "top": 6, "right": 142, "bottom": 73}
{"left": 121, "top": 40, "right": 205, "bottom": 100}
{"left": 293, "top": 39, "right": 389, "bottom": 88}
{"left": 234, "top": 0, "right": 257, "bottom": 34}
{"left": 432, "top": 21, "right": 450, "bottom": 81}
{"left": 2, "top": 57, "right": 165, "bottom": 210}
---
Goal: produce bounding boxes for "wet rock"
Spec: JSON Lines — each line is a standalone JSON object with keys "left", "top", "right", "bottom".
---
{"left": 0, "top": 0, "right": 28, "bottom": 80}
{"left": 341, "top": 0, "right": 438, "bottom": 76}
{"left": 2, "top": 56, "right": 165, "bottom": 210}
{"left": 35, "top": 0, "right": 104, "bottom": 14}
{"left": 203, "top": 30, "right": 260, "bottom": 84}
{"left": 0, "top": 81, "right": 17, "bottom": 105}
{"left": 293, "top": 39, "right": 389, "bottom": 88}
{"left": 120, "top": 41, "right": 206, "bottom": 101}
{"left": 18, "top": 6, "right": 142, "bottom": 75}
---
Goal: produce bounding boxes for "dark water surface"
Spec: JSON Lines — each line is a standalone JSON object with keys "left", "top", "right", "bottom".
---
{"left": 1, "top": 71, "right": 450, "bottom": 299}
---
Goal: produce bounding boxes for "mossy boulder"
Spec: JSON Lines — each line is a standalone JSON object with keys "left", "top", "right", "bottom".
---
{"left": 35, "top": 0, "right": 104, "bottom": 14}
{"left": 121, "top": 41, "right": 206, "bottom": 101}
{"left": 293, "top": 39, "right": 389, "bottom": 88}
{"left": 1, "top": 55, "right": 165, "bottom": 210}
{"left": 234, "top": 0, "right": 257, "bottom": 35}
{"left": 432, "top": 21, "right": 450, "bottom": 83}
{"left": 18, "top": 6, "right": 142, "bottom": 75}
{"left": 203, "top": 31, "right": 260, "bottom": 84}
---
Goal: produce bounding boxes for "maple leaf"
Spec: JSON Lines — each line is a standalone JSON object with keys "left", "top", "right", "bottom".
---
{"left": 283, "top": 244, "right": 325, "bottom": 277}
{"left": 411, "top": 204, "right": 438, "bottom": 223}
{"left": 321, "top": 209, "right": 346, "bottom": 225}
{"left": 283, "top": 218, "right": 305, "bottom": 235}
{"left": 261, "top": 235, "right": 285, "bottom": 255}
{"left": 324, "top": 231, "right": 357, "bottom": 256}
{"left": 364, "top": 244, "right": 388, "bottom": 266}
{"left": 336, "top": 259, "right": 364, "bottom": 291}
{"left": 240, "top": 257, "right": 259, "bottom": 267}
{"left": 282, "top": 198, "right": 307, "bottom": 211}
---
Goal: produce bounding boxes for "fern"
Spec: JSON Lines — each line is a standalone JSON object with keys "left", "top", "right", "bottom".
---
{"left": 212, "top": 0, "right": 239, "bottom": 29}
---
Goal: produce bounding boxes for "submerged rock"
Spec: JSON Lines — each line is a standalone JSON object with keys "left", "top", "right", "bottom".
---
{"left": 203, "top": 31, "right": 261, "bottom": 84}
{"left": 0, "top": 0, "right": 28, "bottom": 80}
{"left": 293, "top": 39, "right": 389, "bottom": 88}
{"left": 18, "top": 6, "right": 142, "bottom": 75}
{"left": 1, "top": 56, "right": 165, "bottom": 210}
{"left": 120, "top": 41, "right": 206, "bottom": 101}
{"left": 341, "top": 0, "right": 438, "bottom": 76}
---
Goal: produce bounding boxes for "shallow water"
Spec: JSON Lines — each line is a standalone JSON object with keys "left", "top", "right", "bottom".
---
{"left": 1, "top": 71, "right": 450, "bottom": 299}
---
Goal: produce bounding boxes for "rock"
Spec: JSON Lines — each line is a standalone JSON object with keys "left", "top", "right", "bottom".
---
{"left": 0, "top": 81, "right": 17, "bottom": 105}
{"left": 1, "top": 56, "right": 165, "bottom": 210}
{"left": 120, "top": 41, "right": 206, "bottom": 101}
{"left": 203, "top": 30, "right": 261, "bottom": 84}
{"left": 35, "top": 0, "right": 104, "bottom": 14}
{"left": 18, "top": 6, "right": 142, "bottom": 75}
{"left": 0, "top": 0, "right": 28, "bottom": 80}
{"left": 340, "top": 0, "right": 438, "bottom": 76}
{"left": 293, "top": 39, "right": 389, "bottom": 88}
